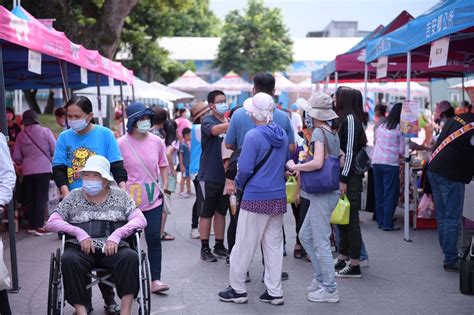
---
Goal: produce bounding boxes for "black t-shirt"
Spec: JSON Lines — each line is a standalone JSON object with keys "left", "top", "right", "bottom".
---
{"left": 199, "top": 115, "right": 226, "bottom": 184}
{"left": 429, "top": 113, "right": 474, "bottom": 183}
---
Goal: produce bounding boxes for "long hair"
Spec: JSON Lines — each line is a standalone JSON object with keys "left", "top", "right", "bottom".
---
{"left": 163, "top": 120, "right": 178, "bottom": 147}
{"left": 335, "top": 87, "right": 368, "bottom": 146}
{"left": 383, "top": 103, "right": 403, "bottom": 130}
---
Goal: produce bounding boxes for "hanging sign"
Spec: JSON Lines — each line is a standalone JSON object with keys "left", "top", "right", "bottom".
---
{"left": 376, "top": 56, "right": 388, "bottom": 79}
{"left": 109, "top": 76, "right": 114, "bottom": 87}
{"left": 428, "top": 36, "right": 450, "bottom": 68}
{"left": 80, "top": 67, "right": 88, "bottom": 84}
{"left": 400, "top": 100, "right": 420, "bottom": 138}
{"left": 28, "top": 50, "right": 41, "bottom": 74}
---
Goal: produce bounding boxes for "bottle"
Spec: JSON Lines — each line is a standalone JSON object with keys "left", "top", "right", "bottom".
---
{"left": 229, "top": 194, "right": 237, "bottom": 216}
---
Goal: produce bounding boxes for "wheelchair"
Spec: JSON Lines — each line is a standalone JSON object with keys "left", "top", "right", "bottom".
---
{"left": 47, "top": 230, "right": 151, "bottom": 315}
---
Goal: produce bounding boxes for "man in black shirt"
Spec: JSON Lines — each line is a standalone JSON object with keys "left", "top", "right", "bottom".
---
{"left": 428, "top": 112, "right": 474, "bottom": 271}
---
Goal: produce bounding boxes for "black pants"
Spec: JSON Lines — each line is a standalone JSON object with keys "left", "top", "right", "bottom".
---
{"left": 338, "top": 175, "right": 363, "bottom": 260}
{"left": 23, "top": 173, "right": 50, "bottom": 229}
{"left": 290, "top": 197, "right": 310, "bottom": 246}
{"left": 191, "top": 178, "right": 203, "bottom": 229}
{"left": 0, "top": 289, "right": 11, "bottom": 315}
{"left": 227, "top": 206, "right": 240, "bottom": 254}
{"left": 61, "top": 244, "right": 139, "bottom": 306}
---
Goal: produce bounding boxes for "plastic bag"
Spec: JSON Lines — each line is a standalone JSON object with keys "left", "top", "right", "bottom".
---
{"left": 330, "top": 195, "right": 350, "bottom": 225}
{"left": 0, "top": 236, "right": 11, "bottom": 291}
{"left": 286, "top": 176, "right": 297, "bottom": 204}
{"left": 417, "top": 194, "right": 435, "bottom": 219}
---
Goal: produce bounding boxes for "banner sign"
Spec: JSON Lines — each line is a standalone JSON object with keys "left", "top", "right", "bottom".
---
{"left": 28, "top": 49, "right": 41, "bottom": 74}
{"left": 376, "top": 56, "right": 388, "bottom": 79}
{"left": 80, "top": 67, "right": 88, "bottom": 84}
{"left": 401, "top": 100, "right": 420, "bottom": 138}
{"left": 428, "top": 36, "right": 450, "bottom": 68}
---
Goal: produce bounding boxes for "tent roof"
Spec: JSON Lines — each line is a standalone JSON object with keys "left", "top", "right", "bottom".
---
{"left": 211, "top": 71, "right": 252, "bottom": 92}
{"left": 168, "top": 70, "right": 211, "bottom": 92}
{"left": 150, "top": 82, "right": 194, "bottom": 101}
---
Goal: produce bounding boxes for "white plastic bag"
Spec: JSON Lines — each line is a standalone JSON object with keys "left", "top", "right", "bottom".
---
{"left": 417, "top": 194, "right": 436, "bottom": 219}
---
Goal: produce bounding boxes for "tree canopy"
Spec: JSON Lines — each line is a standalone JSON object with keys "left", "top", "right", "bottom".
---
{"left": 214, "top": 0, "right": 293, "bottom": 77}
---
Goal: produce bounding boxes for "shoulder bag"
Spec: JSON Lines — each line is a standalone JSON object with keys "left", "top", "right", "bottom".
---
{"left": 300, "top": 128, "right": 340, "bottom": 194}
{"left": 24, "top": 128, "right": 52, "bottom": 162}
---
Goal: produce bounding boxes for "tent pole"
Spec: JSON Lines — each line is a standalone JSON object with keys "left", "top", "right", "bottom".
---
{"left": 335, "top": 72, "right": 339, "bottom": 90}
{"left": 96, "top": 73, "right": 103, "bottom": 125}
{"left": 119, "top": 81, "right": 125, "bottom": 135}
{"left": 59, "top": 60, "right": 70, "bottom": 101}
{"left": 131, "top": 84, "right": 135, "bottom": 102}
{"left": 0, "top": 43, "right": 20, "bottom": 293}
{"left": 461, "top": 74, "right": 465, "bottom": 105}
{"left": 364, "top": 63, "right": 368, "bottom": 108}
{"left": 404, "top": 51, "right": 412, "bottom": 243}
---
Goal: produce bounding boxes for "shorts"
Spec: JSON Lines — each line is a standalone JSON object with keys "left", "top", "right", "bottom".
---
{"left": 185, "top": 167, "right": 190, "bottom": 178}
{"left": 200, "top": 181, "right": 229, "bottom": 218}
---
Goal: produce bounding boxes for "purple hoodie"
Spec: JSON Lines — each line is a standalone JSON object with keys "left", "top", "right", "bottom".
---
{"left": 236, "top": 123, "right": 289, "bottom": 201}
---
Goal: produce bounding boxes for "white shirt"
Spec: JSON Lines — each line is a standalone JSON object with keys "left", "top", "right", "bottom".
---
{"left": 290, "top": 112, "right": 303, "bottom": 135}
{"left": 0, "top": 133, "right": 16, "bottom": 205}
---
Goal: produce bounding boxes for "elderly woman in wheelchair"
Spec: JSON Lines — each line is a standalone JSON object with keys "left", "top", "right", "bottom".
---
{"left": 46, "top": 155, "right": 147, "bottom": 315}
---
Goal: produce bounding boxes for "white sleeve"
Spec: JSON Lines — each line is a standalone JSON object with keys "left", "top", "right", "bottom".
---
{"left": 0, "top": 133, "right": 16, "bottom": 205}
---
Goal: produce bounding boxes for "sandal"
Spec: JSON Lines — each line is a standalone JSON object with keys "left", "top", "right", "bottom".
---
{"left": 161, "top": 231, "right": 175, "bottom": 241}
{"left": 294, "top": 246, "right": 303, "bottom": 259}
{"left": 151, "top": 280, "right": 170, "bottom": 293}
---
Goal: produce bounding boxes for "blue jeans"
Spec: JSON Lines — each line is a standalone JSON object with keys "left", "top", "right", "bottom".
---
{"left": 143, "top": 205, "right": 163, "bottom": 281}
{"left": 373, "top": 164, "right": 400, "bottom": 229}
{"left": 428, "top": 171, "right": 465, "bottom": 264}
{"left": 299, "top": 191, "right": 340, "bottom": 293}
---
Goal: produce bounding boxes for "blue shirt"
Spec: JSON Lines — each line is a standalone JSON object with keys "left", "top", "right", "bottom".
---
{"left": 189, "top": 124, "right": 202, "bottom": 175}
{"left": 225, "top": 107, "right": 295, "bottom": 149}
{"left": 179, "top": 142, "right": 191, "bottom": 168}
{"left": 52, "top": 125, "right": 122, "bottom": 190}
{"left": 199, "top": 115, "right": 225, "bottom": 184}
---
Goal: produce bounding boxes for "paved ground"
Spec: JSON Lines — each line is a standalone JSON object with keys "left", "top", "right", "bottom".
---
{"left": 3, "top": 193, "right": 474, "bottom": 315}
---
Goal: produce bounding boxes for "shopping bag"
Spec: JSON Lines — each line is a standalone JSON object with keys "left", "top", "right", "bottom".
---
{"left": 417, "top": 194, "right": 435, "bottom": 219}
{"left": 286, "top": 176, "right": 297, "bottom": 204}
{"left": 330, "top": 195, "right": 350, "bottom": 225}
{"left": 0, "top": 236, "right": 11, "bottom": 291}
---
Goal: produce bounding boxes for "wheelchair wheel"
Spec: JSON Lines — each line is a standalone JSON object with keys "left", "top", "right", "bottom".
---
{"left": 138, "top": 251, "right": 151, "bottom": 315}
{"left": 47, "top": 249, "right": 62, "bottom": 315}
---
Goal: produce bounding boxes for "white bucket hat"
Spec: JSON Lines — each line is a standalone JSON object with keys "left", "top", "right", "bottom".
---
{"left": 303, "top": 92, "right": 338, "bottom": 121}
{"left": 243, "top": 93, "right": 275, "bottom": 121}
{"left": 79, "top": 155, "right": 115, "bottom": 182}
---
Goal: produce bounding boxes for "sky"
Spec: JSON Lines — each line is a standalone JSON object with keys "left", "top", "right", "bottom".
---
{"left": 210, "top": 0, "right": 439, "bottom": 38}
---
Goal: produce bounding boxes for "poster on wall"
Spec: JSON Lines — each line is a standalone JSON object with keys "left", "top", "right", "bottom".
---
{"left": 428, "top": 37, "right": 450, "bottom": 68}
{"left": 400, "top": 100, "right": 420, "bottom": 138}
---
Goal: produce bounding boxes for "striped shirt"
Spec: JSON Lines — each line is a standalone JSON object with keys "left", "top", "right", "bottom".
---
{"left": 371, "top": 124, "right": 404, "bottom": 166}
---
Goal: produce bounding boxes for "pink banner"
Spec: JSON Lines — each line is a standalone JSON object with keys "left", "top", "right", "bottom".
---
{"left": 0, "top": 6, "right": 133, "bottom": 84}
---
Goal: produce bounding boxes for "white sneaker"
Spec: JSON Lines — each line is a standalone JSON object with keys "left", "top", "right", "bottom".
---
{"left": 307, "top": 279, "right": 322, "bottom": 292}
{"left": 308, "top": 288, "right": 340, "bottom": 303}
{"left": 179, "top": 192, "right": 189, "bottom": 198}
{"left": 359, "top": 259, "right": 369, "bottom": 268}
{"left": 190, "top": 228, "right": 200, "bottom": 239}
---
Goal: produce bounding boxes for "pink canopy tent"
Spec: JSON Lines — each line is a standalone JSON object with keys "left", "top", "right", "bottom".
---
{"left": 211, "top": 71, "right": 252, "bottom": 95}
{"left": 0, "top": 6, "right": 134, "bottom": 85}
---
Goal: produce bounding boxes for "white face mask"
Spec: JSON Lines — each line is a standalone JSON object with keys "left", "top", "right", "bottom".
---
{"left": 136, "top": 119, "right": 151, "bottom": 133}
{"left": 68, "top": 118, "right": 89, "bottom": 132}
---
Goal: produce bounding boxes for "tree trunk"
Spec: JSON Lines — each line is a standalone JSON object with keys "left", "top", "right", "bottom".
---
{"left": 43, "top": 90, "right": 55, "bottom": 115}
{"left": 23, "top": 89, "right": 41, "bottom": 114}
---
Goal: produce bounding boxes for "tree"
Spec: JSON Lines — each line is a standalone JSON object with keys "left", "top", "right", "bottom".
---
{"left": 214, "top": 0, "right": 293, "bottom": 77}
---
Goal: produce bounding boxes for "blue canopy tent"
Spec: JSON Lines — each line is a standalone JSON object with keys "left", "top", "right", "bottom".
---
{"left": 364, "top": 0, "right": 474, "bottom": 241}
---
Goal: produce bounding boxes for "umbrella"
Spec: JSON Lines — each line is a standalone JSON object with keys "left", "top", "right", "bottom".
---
{"left": 168, "top": 70, "right": 211, "bottom": 92}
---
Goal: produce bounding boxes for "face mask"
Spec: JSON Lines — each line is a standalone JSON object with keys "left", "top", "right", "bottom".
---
{"left": 215, "top": 102, "right": 228, "bottom": 115}
{"left": 305, "top": 115, "right": 313, "bottom": 129}
{"left": 82, "top": 179, "right": 104, "bottom": 196}
{"left": 136, "top": 119, "right": 151, "bottom": 133}
{"left": 69, "top": 118, "right": 89, "bottom": 132}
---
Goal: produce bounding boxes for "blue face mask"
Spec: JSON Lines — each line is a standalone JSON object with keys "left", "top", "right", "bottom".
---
{"left": 215, "top": 102, "right": 228, "bottom": 115}
{"left": 82, "top": 179, "right": 104, "bottom": 196}
{"left": 305, "top": 115, "right": 314, "bottom": 129}
{"left": 68, "top": 118, "right": 89, "bottom": 132}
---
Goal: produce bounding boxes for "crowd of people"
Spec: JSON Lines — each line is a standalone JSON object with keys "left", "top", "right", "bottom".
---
{"left": 0, "top": 72, "right": 473, "bottom": 314}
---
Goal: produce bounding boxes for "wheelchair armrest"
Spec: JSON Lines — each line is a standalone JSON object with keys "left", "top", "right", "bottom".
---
{"left": 134, "top": 229, "right": 143, "bottom": 236}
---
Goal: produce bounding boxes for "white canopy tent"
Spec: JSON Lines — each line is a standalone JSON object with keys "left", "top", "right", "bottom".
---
{"left": 150, "top": 81, "right": 194, "bottom": 101}
{"left": 211, "top": 71, "right": 252, "bottom": 96}
{"left": 274, "top": 72, "right": 299, "bottom": 94}
{"left": 168, "top": 70, "right": 211, "bottom": 92}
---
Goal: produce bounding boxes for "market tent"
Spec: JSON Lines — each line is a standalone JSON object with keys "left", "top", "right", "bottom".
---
{"left": 150, "top": 81, "right": 194, "bottom": 101}
{"left": 168, "top": 70, "right": 211, "bottom": 92}
{"left": 211, "top": 71, "right": 252, "bottom": 95}
{"left": 296, "top": 77, "right": 313, "bottom": 92}
{"left": 274, "top": 72, "right": 298, "bottom": 93}
{"left": 75, "top": 76, "right": 172, "bottom": 107}
{"left": 451, "top": 79, "right": 474, "bottom": 102}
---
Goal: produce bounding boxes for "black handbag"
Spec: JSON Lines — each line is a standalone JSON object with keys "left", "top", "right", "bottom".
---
{"left": 354, "top": 147, "right": 371, "bottom": 175}
{"left": 460, "top": 236, "right": 474, "bottom": 295}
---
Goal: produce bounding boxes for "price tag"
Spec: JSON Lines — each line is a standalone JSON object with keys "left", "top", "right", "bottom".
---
{"left": 429, "top": 36, "right": 449, "bottom": 68}
{"left": 376, "top": 56, "right": 388, "bottom": 79}
{"left": 80, "top": 67, "right": 88, "bottom": 84}
{"left": 28, "top": 50, "right": 41, "bottom": 74}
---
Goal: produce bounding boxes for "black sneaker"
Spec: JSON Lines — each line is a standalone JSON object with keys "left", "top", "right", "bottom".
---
{"left": 336, "top": 264, "right": 361, "bottom": 278}
{"left": 259, "top": 290, "right": 284, "bottom": 305}
{"left": 443, "top": 261, "right": 459, "bottom": 272}
{"left": 213, "top": 245, "right": 229, "bottom": 258}
{"left": 218, "top": 286, "right": 248, "bottom": 304}
{"left": 201, "top": 248, "right": 217, "bottom": 262}
{"left": 334, "top": 259, "right": 347, "bottom": 271}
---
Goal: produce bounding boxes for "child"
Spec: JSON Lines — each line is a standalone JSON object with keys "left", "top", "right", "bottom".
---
{"left": 179, "top": 128, "right": 192, "bottom": 198}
